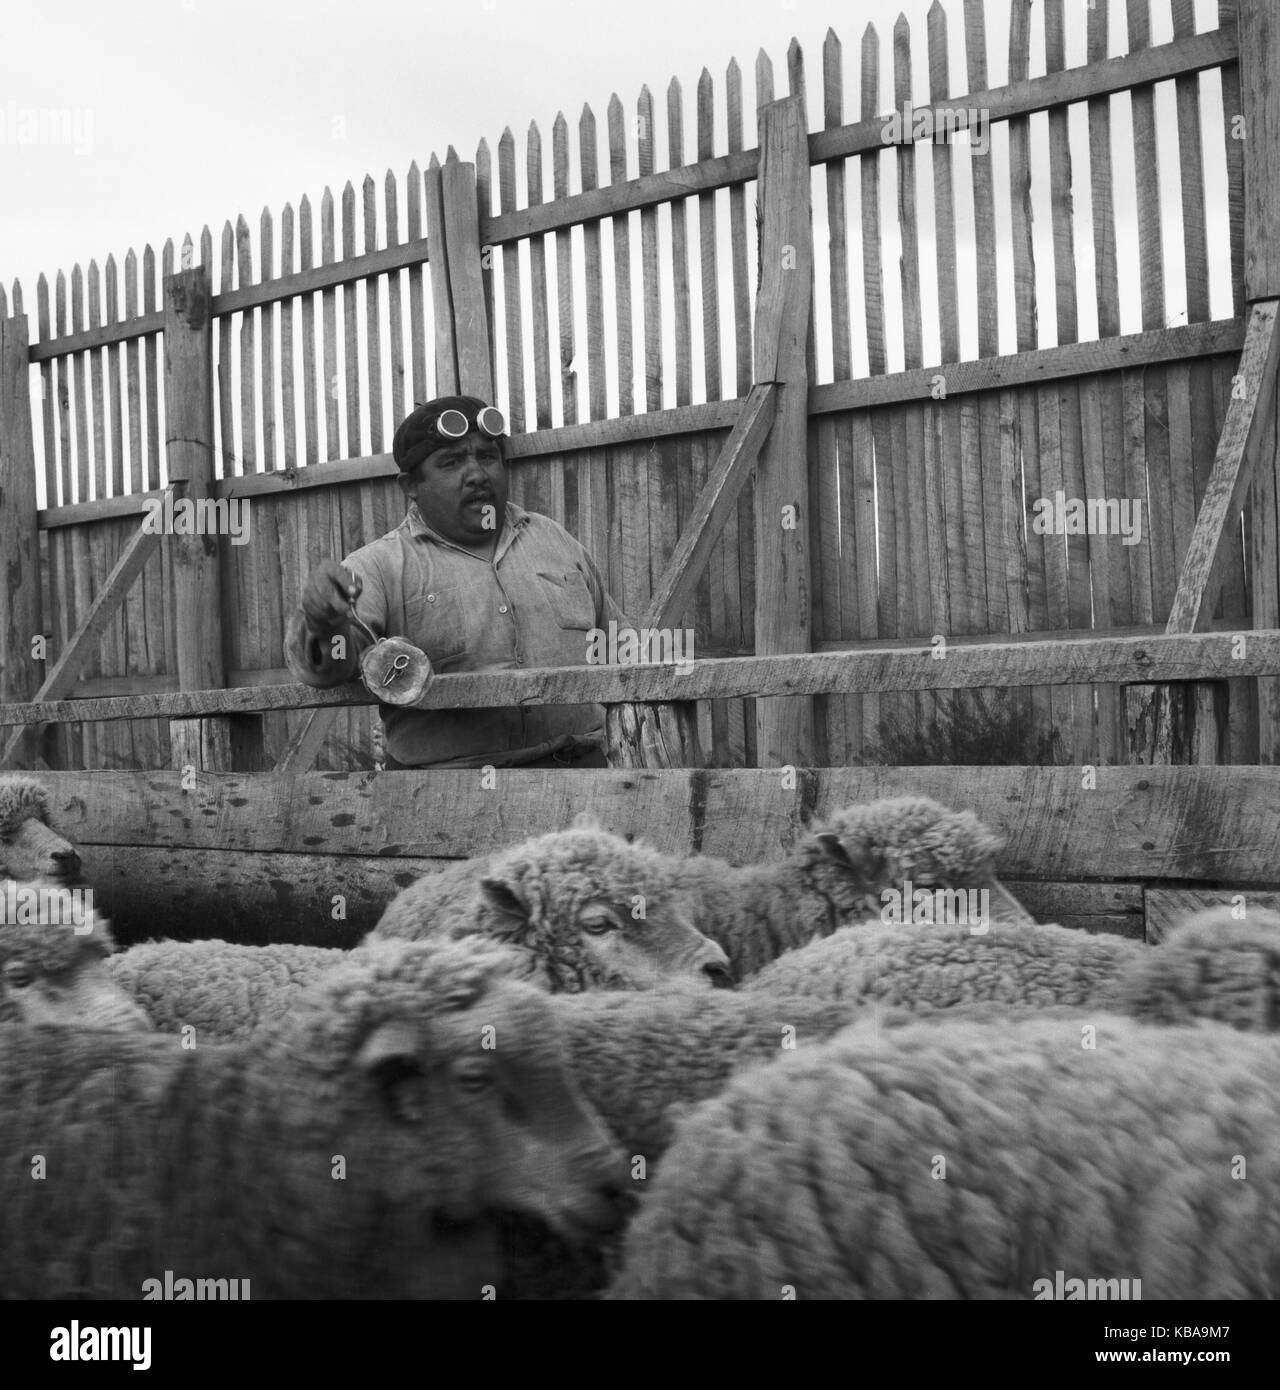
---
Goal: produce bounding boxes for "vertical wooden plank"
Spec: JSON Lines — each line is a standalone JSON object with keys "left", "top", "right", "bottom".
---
{"left": 143, "top": 248, "right": 160, "bottom": 491}
{"left": 1008, "top": 0, "right": 1049, "bottom": 749}
{"left": 258, "top": 209, "right": 276, "bottom": 473}
{"left": 74, "top": 261, "right": 99, "bottom": 765}
{"left": 1086, "top": 0, "right": 1127, "bottom": 761}
{"left": 527, "top": 124, "right": 553, "bottom": 432}
{"left": 406, "top": 163, "right": 428, "bottom": 408}
{"left": 638, "top": 86, "right": 662, "bottom": 413}
{"left": 35, "top": 276, "right": 57, "bottom": 508}
{"left": 1239, "top": 0, "right": 1280, "bottom": 300}
{"left": 363, "top": 176, "right": 384, "bottom": 453}
{"left": 962, "top": 0, "right": 997, "bottom": 737}
{"left": 122, "top": 255, "right": 143, "bottom": 496}
{"left": 104, "top": 256, "right": 124, "bottom": 497}
{"left": 236, "top": 216, "right": 258, "bottom": 473}
{"left": 726, "top": 59, "right": 752, "bottom": 397}
{"left": 475, "top": 139, "right": 498, "bottom": 400}
{"left": 320, "top": 188, "right": 341, "bottom": 458}
{"left": 753, "top": 94, "right": 814, "bottom": 767}
{"left": 0, "top": 313, "right": 42, "bottom": 730}
{"left": 498, "top": 131, "right": 526, "bottom": 432}
{"left": 298, "top": 197, "right": 319, "bottom": 468}
{"left": 52, "top": 275, "right": 72, "bottom": 509}
{"left": 821, "top": 27, "right": 862, "bottom": 760}
{"left": 1220, "top": 0, "right": 1245, "bottom": 318}
{"left": 607, "top": 97, "right": 634, "bottom": 417}
{"left": 553, "top": 112, "right": 577, "bottom": 428}
{"left": 379, "top": 174, "right": 405, "bottom": 435}
{"left": 424, "top": 156, "right": 455, "bottom": 401}
{"left": 341, "top": 182, "right": 362, "bottom": 457}
{"left": 668, "top": 78, "right": 693, "bottom": 410}
{"left": 578, "top": 105, "right": 605, "bottom": 422}
{"left": 697, "top": 69, "right": 721, "bottom": 407}
{"left": 1044, "top": 0, "right": 1092, "bottom": 761}
{"left": 280, "top": 202, "right": 297, "bottom": 470}
{"left": 216, "top": 226, "right": 235, "bottom": 476}
{"left": 87, "top": 261, "right": 107, "bottom": 502}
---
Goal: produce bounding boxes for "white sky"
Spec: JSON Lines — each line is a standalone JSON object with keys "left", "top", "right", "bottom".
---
{"left": 0, "top": 0, "right": 1236, "bottom": 497}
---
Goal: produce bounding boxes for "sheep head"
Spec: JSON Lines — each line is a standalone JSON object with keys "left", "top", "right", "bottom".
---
{"left": 463, "top": 825, "right": 734, "bottom": 992}
{"left": 259, "top": 937, "right": 627, "bottom": 1268}
{"left": 807, "top": 795, "right": 1035, "bottom": 930}
{"left": 0, "top": 777, "right": 82, "bottom": 884}
{"left": 0, "top": 878, "right": 151, "bottom": 1029}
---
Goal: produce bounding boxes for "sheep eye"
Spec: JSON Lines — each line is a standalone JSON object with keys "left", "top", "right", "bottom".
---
{"left": 3, "top": 961, "right": 33, "bottom": 989}
{"left": 579, "top": 911, "right": 618, "bottom": 936}
{"left": 456, "top": 1064, "right": 492, "bottom": 1093}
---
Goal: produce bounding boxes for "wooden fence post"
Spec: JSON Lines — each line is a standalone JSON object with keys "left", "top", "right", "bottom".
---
{"left": 1241, "top": 0, "right": 1280, "bottom": 762}
{"left": 752, "top": 95, "right": 815, "bottom": 767}
{"left": 428, "top": 152, "right": 495, "bottom": 401}
{"left": 0, "top": 313, "right": 44, "bottom": 767}
{"left": 163, "top": 265, "right": 263, "bottom": 771}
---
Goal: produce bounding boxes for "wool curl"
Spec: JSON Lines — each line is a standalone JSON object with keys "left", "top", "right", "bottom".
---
{"left": 607, "top": 1011, "right": 1280, "bottom": 1300}
{"left": 0, "top": 776, "right": 51, "bottom": 838}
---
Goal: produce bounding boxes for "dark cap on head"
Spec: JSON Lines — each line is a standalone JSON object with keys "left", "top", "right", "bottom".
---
{"left": 392, "top": 395, "right": 506, "bottom": 474}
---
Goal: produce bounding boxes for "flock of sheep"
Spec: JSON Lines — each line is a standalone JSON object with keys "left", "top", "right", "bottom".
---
{"left": 2, "top": 770, "right": 1279, "bottom": 1299}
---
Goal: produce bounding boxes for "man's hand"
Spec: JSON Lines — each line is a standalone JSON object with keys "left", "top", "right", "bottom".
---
{"left": 301, "top": 561, "right": 362, "bottom": 635}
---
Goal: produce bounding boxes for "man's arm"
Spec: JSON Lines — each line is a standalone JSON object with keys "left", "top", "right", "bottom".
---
{"left": 284, "top": 560, "right": 381, "bottom": 687}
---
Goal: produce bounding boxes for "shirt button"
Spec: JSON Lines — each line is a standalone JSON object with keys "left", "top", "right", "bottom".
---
{"left": 498, "top": 605, "right": 508, "bottom": 614}
{"left": 427, "top": 593, "right": 436, "bottom": 603}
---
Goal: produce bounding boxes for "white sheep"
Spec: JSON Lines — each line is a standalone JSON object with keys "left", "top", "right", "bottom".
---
{"left": 369, "top": 820, "right": 734, "bottom": 991}
{"left": 607, "top": 1012, "right": 1280, "bottom": 1299}
{"left": 0, "top": 878, "right": 151, "bottom": 1030}
{"left": 743, "top": 907, "right": 1280, "bottom": 1026}
{"left": 663, "top": 795, "right": 1034, "bottom": 978}
{"left": 0, "top": 936, "right": 626, "bottom": 1299}
{"left": 0, "top": 775, "right": 82, "bottom": 884}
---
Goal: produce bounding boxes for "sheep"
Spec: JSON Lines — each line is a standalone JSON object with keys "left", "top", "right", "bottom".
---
{"left": 108, "top": 939, "right": 345, "bottom": 1041}
{"left": 743, "top": 906, "right": 1280, "bottom": 1029}
{"left": 0, "top": 774, "right": 82, "bottom": 883}
{"left": 0, "top": 877, "right": 150, "bottom": 1029}
{"left": 607, "top": 1012, "right": 1280, "bottom": 1300}
{"left": 740, "top": 917, "right": 1137, "bottom": 1012}
{"left": 369, "top": 820, "right": 734, "bottom": 992}
{"left": 0, "top": 936, "right": 627, "bottom": 1299}
{"left": 1114, "top": 904, "right": 1280, "bottom": 1031}
{"left": 660, "top": 794, "right": 1035, "bottom": 978}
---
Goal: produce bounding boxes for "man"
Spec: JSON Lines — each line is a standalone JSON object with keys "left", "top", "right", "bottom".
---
{"left": 285, "top": 394, "right": 628, "bottom": 769}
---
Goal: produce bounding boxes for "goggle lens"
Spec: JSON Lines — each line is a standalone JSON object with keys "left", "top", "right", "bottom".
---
{"left": 434, "top": 406, "right": 506, "bottom": 440}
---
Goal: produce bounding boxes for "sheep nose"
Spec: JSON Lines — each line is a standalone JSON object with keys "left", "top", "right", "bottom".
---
{"left": 703, "top": 961, "right": 735, "bottom": 989}
{"left": 50, "top": 848, "right": 81, "bottom": 880}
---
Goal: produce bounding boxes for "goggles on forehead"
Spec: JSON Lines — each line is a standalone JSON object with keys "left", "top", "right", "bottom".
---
{"left": 433, "top": 405, "right": 506, "bottom": 440}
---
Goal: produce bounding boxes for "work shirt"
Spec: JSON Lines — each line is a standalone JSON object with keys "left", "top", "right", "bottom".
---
{"left": 284, "top": 500, "right": 630, "bottom": 767}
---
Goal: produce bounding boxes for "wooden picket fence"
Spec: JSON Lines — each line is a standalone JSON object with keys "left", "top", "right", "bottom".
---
{"left": 0, "top": 0, "right": 1277, "bottom": 779}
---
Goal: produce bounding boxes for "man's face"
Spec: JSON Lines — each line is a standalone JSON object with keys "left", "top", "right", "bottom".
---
{"left": 399, "top": 432, "right": 509, "bottom": 548}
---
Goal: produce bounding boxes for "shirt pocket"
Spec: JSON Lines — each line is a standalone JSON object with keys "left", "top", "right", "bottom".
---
{"left": 403, "top": 584, "right": 469, "bottom": 669}
{"left": 537, "top": 569, "right": 597, "bottom": 632}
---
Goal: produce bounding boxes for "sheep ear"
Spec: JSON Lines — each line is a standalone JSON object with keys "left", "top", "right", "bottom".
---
{"left": 479, "top": 876, "right": 531, "bottom": 925}
{"left": 816, "top": 831, "right": 884, "bottom": 885}
{"left": 355, "top": 1019, "right": 422, "bottom": 1075}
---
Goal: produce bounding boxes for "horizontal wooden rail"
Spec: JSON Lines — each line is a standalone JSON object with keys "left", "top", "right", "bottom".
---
{"left": 2, "top": 631, "right": 1277, "bottom": 727}
{"left": 35, "top": 319, "right": 1245, "bottom": 527}
{"left": 35, "top": 764, "right": 1280, "bottom": 889}
{"left": 23, "top": 29, "right": 1235, "bottom": 362}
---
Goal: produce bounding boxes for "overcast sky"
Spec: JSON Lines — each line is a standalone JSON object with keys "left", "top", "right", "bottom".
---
{"left": 0, "top": 0, "right": 1233, "bottom": 492}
